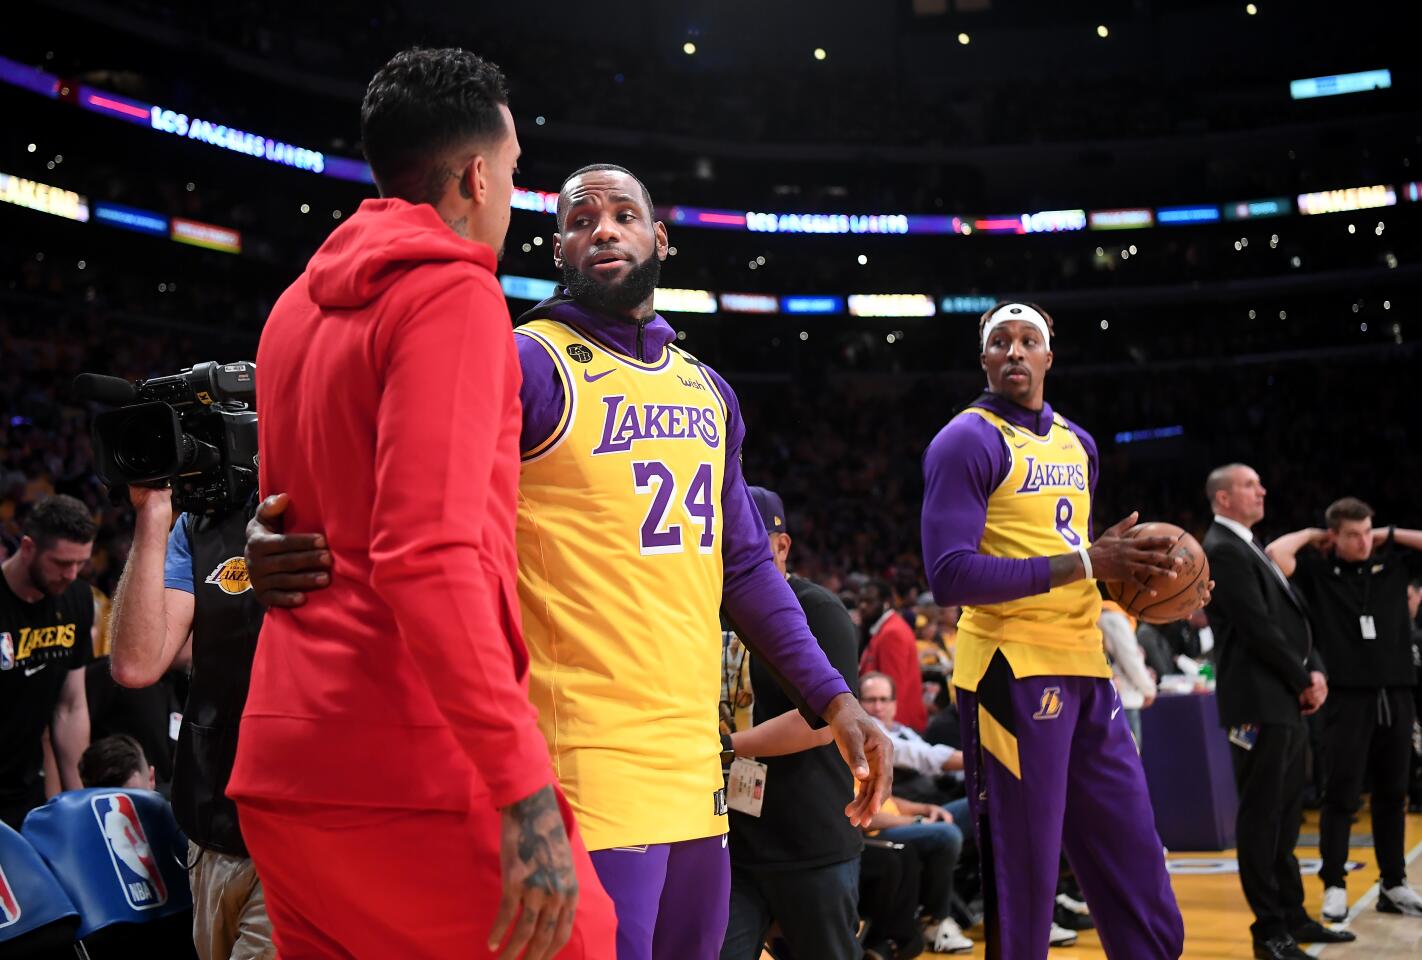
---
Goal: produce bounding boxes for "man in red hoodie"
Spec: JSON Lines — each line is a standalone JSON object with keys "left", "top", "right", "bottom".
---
{"left": 859, "top": 579, "right": 927, "bottom": 732}
{"left": 226, "top": 48, "right": 615, "bottom": 960}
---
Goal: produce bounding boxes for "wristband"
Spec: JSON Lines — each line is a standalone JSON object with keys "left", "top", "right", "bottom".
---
{"left": 1077, "top": 546, "right": 1093, "bottom": 580}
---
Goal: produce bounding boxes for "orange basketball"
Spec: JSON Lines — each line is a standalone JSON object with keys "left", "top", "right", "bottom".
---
{"left": 1105, "top": 522, "right": 1210, "bottom": 624}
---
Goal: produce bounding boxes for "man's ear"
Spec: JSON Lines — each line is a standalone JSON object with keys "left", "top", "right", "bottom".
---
{"left": 654, "top": 220, "right": 670, "bottom": 261}
{"left": 465, "top": 155, "right": 488, "bottom": 205}
{"left": 552, "top": 233, "right": 564, "bottom": 269}
{"left": 1044, "top": 349, "right": 1054, "bottom": 372}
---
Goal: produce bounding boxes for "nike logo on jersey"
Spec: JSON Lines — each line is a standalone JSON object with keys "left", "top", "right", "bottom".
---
{"left": 583, "top": 369, "right": 615, "bottom": 383}
{"left": 24, "top": 664, "right": 47, "bottom": 677}
{"left": 1111, "top": 704, "right": 1122, "bottom": 720}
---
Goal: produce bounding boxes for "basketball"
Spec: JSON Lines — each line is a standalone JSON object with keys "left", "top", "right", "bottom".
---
{"left": 1105, "top": 522, "right": 1210, "bottom": 624}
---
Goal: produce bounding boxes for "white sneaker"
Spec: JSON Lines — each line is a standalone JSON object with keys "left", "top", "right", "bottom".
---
{"left": 928, "top": 916, "right": 973, "bottom": 953}
{"left": 1049, "top": 921, "right": 1078, "bottom": 947}
{"left": 1322, "top": 885, "right": 1349, "bottom": 922}
{"left": 1379, "top": 884, "right": 1422, "bottom": 917}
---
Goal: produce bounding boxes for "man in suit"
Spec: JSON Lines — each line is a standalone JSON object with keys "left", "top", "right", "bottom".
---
{"left": 1202, "top": 463, "right": 1355, "bottom": 960}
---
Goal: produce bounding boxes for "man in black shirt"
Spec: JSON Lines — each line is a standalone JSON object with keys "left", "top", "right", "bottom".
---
{"left": 1268, "top": 498, "right": 1422, "bottom": 921}
{"left": 720, "top": 487, "right": 864, "bottom": 960}
{"left": 0, "top": 495, "right": 95, "bottom": 828}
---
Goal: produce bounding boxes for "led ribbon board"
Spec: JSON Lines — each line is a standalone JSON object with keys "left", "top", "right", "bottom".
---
{"left": 500, "top": 275, "right": 558, "bottom": 301}
{"left": 1296, "top": 185, "right": 1396, "bottom": 215}
{"left": 1290, "top": 70, "right": 1391, "bottom": 100}
{"left": 0, "top": 172, "right": 89, "bottom": 222}
{"left": 848, "top": 294, "right": 936, "bottom": 317}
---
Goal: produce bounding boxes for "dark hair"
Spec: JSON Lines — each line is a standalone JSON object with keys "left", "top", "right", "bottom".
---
{"left": 360, "top": 47, "right": 510, "bottom": 202}
{"left": 556, "top": 163, "right": 655, "bottom": 229}
{"left": 978, "top": 300, "right": 1056, "bottom": 347}
{"left": 1204, "top": 463, "right": 1248, "bottom": 505}
{"left": 79, "top": 734, "right": 148, "bottom": 788}
{"left": 1325, "top": 496, "right": 1374, "bottom": 530}
{"left": 864, "top": 578, "right": 893, "bottom": 604}
{"left": 22, "top": 494, "right": 97, "bottom": 550}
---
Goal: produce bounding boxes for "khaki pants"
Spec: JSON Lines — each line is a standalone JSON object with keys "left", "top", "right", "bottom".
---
{"left": 188, "top": 841, "right": 276, "bottom": 960}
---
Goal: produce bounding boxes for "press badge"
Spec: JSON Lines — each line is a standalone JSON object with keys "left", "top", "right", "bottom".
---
{"left": 1360, "top": 615, "right": 1378, "bottom": 640}
{"left": 1228, "top": 724, "right": 1258, "bottom": 751}
{"left": 727, "top": 758, "right": 768, "bottom": 817}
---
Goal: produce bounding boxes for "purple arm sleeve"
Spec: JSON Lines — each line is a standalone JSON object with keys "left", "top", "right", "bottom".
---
{"left": 920, "top": 414, "right": 1053, "bottom": 606}
{"left": 515, "top": 332, "right": 567, "bottom": 455}
{"left": 706, "top": 366, "right": 851, "bottom": 717}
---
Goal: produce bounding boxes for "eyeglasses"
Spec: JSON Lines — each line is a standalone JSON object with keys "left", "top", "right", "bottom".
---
{"left": 860, "top": 696, "right": 895, "bottom": 704}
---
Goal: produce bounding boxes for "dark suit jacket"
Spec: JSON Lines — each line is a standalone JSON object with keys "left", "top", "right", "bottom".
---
{"left": 1203, "top": 520, "right": 1321, "bottom": 727}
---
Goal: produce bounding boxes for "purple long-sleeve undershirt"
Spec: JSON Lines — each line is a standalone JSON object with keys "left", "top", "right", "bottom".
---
{"left": 513, "top": 294, "right": 850, "bottom": 717}
{"left": 921, "top": 391, "right": 1099, "bottom": 607}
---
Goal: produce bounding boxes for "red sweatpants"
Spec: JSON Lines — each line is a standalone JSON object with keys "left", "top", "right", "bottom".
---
{"left": 236, "top": 787, "right": 616, "bottom": 959}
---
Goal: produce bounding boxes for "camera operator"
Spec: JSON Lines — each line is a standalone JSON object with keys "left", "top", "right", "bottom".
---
{"left": 108, "top": 420, "right": 272, "bottom": 958}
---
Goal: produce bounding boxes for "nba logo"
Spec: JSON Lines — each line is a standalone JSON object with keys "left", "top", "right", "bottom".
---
{"left": 0, "top": 632, "right": 13, "bottom": 671}
{"left": 0, "top": 862, "right": 21, "bottom": 928}
{"left": 90, "top": 793, "right": 168, "bottom": 910}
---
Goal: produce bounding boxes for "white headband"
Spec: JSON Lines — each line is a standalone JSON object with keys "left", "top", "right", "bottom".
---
{"left": 981, "top": 303, "right": 1050, "bottom": 351}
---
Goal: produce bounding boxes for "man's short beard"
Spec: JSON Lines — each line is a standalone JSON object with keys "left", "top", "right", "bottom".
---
{"left": 562, "top": 252, "right": 661, "bottom": 316}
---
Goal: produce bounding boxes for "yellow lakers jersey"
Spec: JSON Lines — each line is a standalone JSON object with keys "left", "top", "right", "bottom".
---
{"left": 515, "top": 319, "right": 728, "bottom": 850}
{"left": 953, "top": 406, "right": 1109, "bottom": 691}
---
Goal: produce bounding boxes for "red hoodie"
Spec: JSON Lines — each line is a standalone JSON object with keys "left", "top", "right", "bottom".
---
{"left": 228, "top": 198, "right": 552, "bottom": 812}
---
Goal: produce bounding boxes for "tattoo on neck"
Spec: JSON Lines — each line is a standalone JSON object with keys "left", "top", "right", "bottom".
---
{"left": 443, "top": 216, "right": 469, "bottom": 237}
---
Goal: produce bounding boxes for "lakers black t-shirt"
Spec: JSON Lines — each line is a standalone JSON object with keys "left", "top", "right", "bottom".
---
{"left": 0, "top": 571, "right": 94, "bottom": 805}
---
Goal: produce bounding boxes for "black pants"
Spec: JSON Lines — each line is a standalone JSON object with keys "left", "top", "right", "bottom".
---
{"left": 1318, "top": 686, "right": 1416, "bottom": 889}
{"left": 1230, "top": 721, "right": 1310, "bottom": 942}
{"left": 721, "top": 858, "right": 861, "bottom": 960}
{"left": 859, "top": 841, "right": 926, "bottom": 957}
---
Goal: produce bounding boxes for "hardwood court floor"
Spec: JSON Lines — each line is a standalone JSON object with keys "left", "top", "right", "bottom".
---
{"left": 909, "top": 810, "right": 1422, "bottom": 960}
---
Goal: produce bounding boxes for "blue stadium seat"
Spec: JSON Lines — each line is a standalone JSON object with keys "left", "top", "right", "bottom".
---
{"left": 0, "top": 820, "right": 81, "bottom": 957}
{"left": 22, "top": 788, "right": 194, "bottom": 955}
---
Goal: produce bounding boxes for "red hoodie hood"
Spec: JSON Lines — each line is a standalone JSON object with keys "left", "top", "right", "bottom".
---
{"left": 306, "top": 197, "right": 497, "bottom": 309}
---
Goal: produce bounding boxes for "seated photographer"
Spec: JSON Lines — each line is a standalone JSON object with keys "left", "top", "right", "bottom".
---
{"left": 79, "top": 733, "right": 157, "bottom": 791}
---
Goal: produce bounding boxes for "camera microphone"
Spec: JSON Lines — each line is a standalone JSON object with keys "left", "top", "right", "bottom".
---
{"left": 74, "top": 373, "right": 138, "bottom": 405}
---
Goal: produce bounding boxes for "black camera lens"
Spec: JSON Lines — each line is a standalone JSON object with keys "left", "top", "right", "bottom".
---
{"left": 112, "top": 412, "right": 177, "bottom": 477}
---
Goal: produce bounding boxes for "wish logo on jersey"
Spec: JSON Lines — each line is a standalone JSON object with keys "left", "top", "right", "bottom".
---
{"left": 204, "top": 557, "right": 251, "bottom": 595}
{"left": 90, "top": 793, "right": 168, "bottom": 910}
{"left": 591, "top": 395, "right": 721, "bottom": 455}
{"left": 1015, "top": 456, "right": 1087, "bottom": 494}
{"left": 0, "top": 863, "right": 20, "bottom": 928}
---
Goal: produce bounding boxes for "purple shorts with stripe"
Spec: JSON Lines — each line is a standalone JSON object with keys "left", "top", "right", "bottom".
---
{"left": 589, "top": 833, "right": 730, "bottom": 960}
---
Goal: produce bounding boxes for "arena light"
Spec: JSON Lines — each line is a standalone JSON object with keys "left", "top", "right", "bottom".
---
{"left": 719, "top": 292, "right": 779, "bottom": 314}
{"left": 780, "top": 295, "right": 844, "bottom": 315}
{"left": 93, "top": 201, "right": 168, "bottom": 237}
{"left": 1021, "top": 209, "right": 1087, "bottom": 233}
{"left": 1290, "top": 69, "right": 1391, "bottom": 101}
{"left": 171, "top": 217, "right": 241, "bottom": 254}
{"left": 0, "top": 53, "right": 60, "bottom": 98}
{"left": 1114, "top": 425, "right": 1184, "bottom": 444}
{"left": 746, "top": 211, "right": 910, "bottom": 235}
{"left": 666, "top": 206, "right": 748, "bottom": 230}
{"left": 972, "top": 217, "right": 1026, "bottom": 235}
{"left": 940, "top": 295, "right": 997, "bottom": 314}
{"left": 847, "top": 294, "right": 936, "bottom": 317}
{"left": 0, "top": 172, "right": 89, "bottom": 222}
{"left": 78, "top": 86, "right": 151, "bottom": 124}
{"left": 654, "top": 288, "right": 718, "bottom": 314}
{"left": 1088, "top": 208, "right": 1154, "bottom": 230}
{"left": 1296, "top": 184, "right": 1396, "bottom": 215}
{"left": 1401, "top": 182, "right": 1421, "bottom": 203}
{"left": 1223, "top": 197, "right": 1292, "bottom": 220}
{"left": 513, "top": 187, "right": 559, "bottom": 215}
{"left": 500, "top": 274, "right": 558, "bottom": 301}
{"left": 1156, "top": 205, "right": 1221, "bottom": 225}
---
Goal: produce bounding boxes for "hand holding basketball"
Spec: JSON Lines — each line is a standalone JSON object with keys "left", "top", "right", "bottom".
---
{"left": 1088, "top": 512, "right": 1181, "bottom": 587}
{"left": 1102, "top": 519, "right": 1212, "bottom": 624}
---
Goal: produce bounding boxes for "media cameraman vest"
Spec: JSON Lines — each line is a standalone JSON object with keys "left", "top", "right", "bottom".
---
{"left": 174, "top": 507, "right": 263, "bottom": 856}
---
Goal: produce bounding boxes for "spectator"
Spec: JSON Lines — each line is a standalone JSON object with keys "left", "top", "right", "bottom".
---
{"left": 721, "top": 487, "right": 863, "bottom": 960}
{"left": 1266, "top": 500, "right": 1422, "bottom": 919}
{"left": 863, "top": 795, "right": 973, "bottom": 954}
{"left": 79, "top": 733, "right": 156, "bottom": 790}
{"left": 0, "top": 495, "right": 96, "bottom": 829}
{"left": 860, "top": 581, "right": 927, "bottom": 732}
{"left": 860, "top": 672, "right": 964, "bottom": 804}
{"left": 1100, "top": 599, "right": 1157, "bottom": 748}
